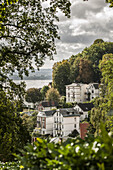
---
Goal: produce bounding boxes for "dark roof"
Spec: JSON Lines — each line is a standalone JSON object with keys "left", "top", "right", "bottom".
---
{"left": 41, "top": 101, "right": 58, "bottom": 107}
{"left": 59, "top": 108, "right": 80, "bottom": 117}
{"left": 45, "top": 110, "right": 56, "bottom": 116}
{"left": 77, "top": 103, "right": 94, "bottom": 111}
{"left": 93, "top": 83, "right": 99, "bottom": 89}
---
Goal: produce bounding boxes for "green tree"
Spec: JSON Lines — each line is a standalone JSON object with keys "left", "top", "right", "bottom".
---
{"left": 52, "top": 60, "right": 71, "bottom": 95}
{"left": 90, "top": 54, "right": 113, "bottom": 135}
{"left": 0, "top": 90, "right": 30, "bottom": 162}
{"left": 25, "top": 88, "right": 42, "bottom": 105}
{"left": 41, "top": 85, "right": 50, "bottom": 100}
{"left": 46, "top": 88, "right": 60, "bottom": 103}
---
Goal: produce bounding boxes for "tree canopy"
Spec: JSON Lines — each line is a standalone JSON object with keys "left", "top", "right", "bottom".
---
{"left": 0, "top": 0, "right": 71, "bottom": 99}
{"left": 46, "top": 88, "right": 60, "bottom": 103}
{"left": 25, "top": 88, "right": 42, "bottom": 104}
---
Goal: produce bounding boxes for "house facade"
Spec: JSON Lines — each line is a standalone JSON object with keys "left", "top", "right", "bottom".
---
{"left": 86, "top": 83, "right": 100, "bottom": 101}
{"left": 74, "top": 103, "right": 94, "bottom": 121}
{"left": 66, "top": 83, "right": 88, "bottom": 103}
{"left": 66, "top": 83, "right": 100, "bottom": 103}
{"left": 53, "top": 108, "right": 80, "bottom": 137}
{"left": 37, "top": 110, "right": 56, "bottom": 135}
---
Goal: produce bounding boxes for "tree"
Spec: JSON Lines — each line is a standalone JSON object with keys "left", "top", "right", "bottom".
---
{"left": 41, "top": 85, "right": 50, "bottom": 100}
{"left": 52, "top": 60, "right": 71, "bottom": 95}
{"left": 0, "top": 90, "right": 30, "bottom": 162}
{"left": 25, "top": 88, "right": 42, "bottom": 105}
{"left": 90, "top": 54, "right": 113, "bottom": 135}
{"left": 46, "top": 88, "right": 60, "bottom": 103}
{"left": 76, "top": 59, "right": 94, "bottom": 83}
{"left": 0, "top": 0, "right": 71, "bottom": 99}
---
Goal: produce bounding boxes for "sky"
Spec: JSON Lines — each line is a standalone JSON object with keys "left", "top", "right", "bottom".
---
{"left": 42, "top": 0, "right": 113, "bottom": 69}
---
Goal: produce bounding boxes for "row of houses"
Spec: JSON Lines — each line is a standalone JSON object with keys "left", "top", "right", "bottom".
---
{"left": 36, "top": 103, "right": 94, "bottom": 137}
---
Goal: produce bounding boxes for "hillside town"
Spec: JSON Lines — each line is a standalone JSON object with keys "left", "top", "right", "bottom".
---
{"left": 1, "top": 0, "right": 113, "bottom": 169}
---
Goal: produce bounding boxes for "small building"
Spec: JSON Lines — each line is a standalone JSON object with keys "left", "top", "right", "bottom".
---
{"left": 37, "top": 101, "right": 58, "bottom": 111}
{"left": 74, "top": 103, "right": 94, "bottom": 121}
{"left": 85, "top": 83, "right": 100, "bottom": 101}
{"left": 66, "top": 83, "right": 88, "bottom": 103}
{"left": 53, "top": 108, "right": 80, "bottom": 137}
{"left": 37, "top": 110, "right": 56, "bottom": 135}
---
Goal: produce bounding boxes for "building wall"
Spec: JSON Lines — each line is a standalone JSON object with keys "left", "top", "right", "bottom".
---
{"left": 53, "top": 110, "right": 80, "bottom": 137}
{"left": 66, "top": 83, "right": 88, "bottom": 103}
{"left": 74, "top": 105, "right": 88, "bottom": 121}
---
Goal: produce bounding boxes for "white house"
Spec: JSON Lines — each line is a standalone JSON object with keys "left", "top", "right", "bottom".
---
{"left": 74, "top": 103, "right": 94, "bottom": 121}
{"left": 37, "top": 110, "right": 56, "bottom": 135}
{"left": 85, "top": 83, "right": 100, "bottom": 101}
{"left": 53, "top": 108, "right": 80, "bottom": 137}
{"left": 66, "top": 83, "right": 88, "bottom": 103}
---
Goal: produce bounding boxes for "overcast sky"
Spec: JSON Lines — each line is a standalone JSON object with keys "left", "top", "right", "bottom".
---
{"left": 42, "top": 0, "right": 113, "bottom": 69}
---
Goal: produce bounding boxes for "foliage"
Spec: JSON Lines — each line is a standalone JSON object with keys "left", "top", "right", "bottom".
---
{"left": 21, "top": 112, "right": 37, "bottom": 134}
{"left": 52, "top": 60, "right": 71, "bottom": 95}
{"left": 0, "top": 0, "right": 71, "bottom": 99}
{"left": 40, "top": 85, "right": 50, "bottom": 100}
{"left": 0, "top": 90, "right": 30, "bottom": 162}
{"left": 52, "top": 40, "right": 113, "bottom": 94}
{"left": 46, "top": 88, "right": 60, "bottom": 103}
{"left": 90, "top": 54, "right": 113, "bottom": 135}
{"left": 1, "top": 125, "right": 113, "bottom": 169}
{"left": 68, "top": 129, "right": 79, "bottom": 137}
{"left": 25, "top": 88, "right": 42, "bottom": 104}
{"left": 76, "top": 59, "right": 94, "bottom": 83}
{"left": 106, "top": 0, "right": 113, "bottom": 7}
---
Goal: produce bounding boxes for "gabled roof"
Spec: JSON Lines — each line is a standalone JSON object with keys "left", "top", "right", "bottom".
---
{"left": 93, "top": 83, "right": 99, "bottom": 89}
{"left": 58, "top": 108, "right": 80, "bottom": 117}
{"left": 44, "top": 110, "right": 56, "bottom": 116}
{"left": 77, "top": 103, "right": 94, "bottom": 111}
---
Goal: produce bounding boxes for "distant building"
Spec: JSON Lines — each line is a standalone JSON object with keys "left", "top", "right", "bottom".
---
{"left": 66, "top": 83, "right": 88, "bottom": 103}
{"left": 66, "top": 83, "right": 100, "bottom": 103}
{"left": 53, "top": 108, "right": 80, "bottom": 137}
{"left": 85, "top": 83, "right": 100, "bottom": 101}
{"left": 37, "top": 110, "right": 56, "bottom": 135}
{"left": 37, "top": 101, "right": 58, "bottom": 111}
{"left": 74, "top": 103, "right": 94, "bottom": 121}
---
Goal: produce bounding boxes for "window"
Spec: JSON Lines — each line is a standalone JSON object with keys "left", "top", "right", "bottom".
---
{"left": 92, "top": 90, "right": 94, "bottom": 93}
{"left": 74, "top": 124, "right": 76, "bottom": 128}
{"left": 74, "top": 118, "right": 76, "bottom": 121}
{"left": 68, "top": 93, "right": 70, "bottom": 98}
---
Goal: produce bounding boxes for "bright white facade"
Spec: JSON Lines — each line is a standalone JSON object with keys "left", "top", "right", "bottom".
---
{"left": 37, "top": 110, "right": 56, "bottom": 135}
{"left": 66, "top": 83, "right": 100, "bottom": 103}
{"left": 86, "top": 83, "right": 100, "bottom": 101}
{"left": 74, "top": 103, "right": 94, "bottom": 121}
{"left": 53, "top": 109, "right": 80, "bottom": 137}
{"left": 66, "top": 83, "right": 88, "bottom": 103}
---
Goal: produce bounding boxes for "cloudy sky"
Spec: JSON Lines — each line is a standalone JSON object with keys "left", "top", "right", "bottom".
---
{"left": 42, "top": 0, "right": 113, "bottom": 69}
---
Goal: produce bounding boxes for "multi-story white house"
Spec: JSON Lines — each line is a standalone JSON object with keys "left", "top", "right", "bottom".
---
{"left": 74, "top": 103, "right": 94, "bottom": 121}
{"left": 53, "top": 108, "right": 80, "bottom": 137}
{"left": 66, "top": 83, "right": 100, "bottom": 103}
{"left": 85, "top": 83, "right": 100, "bottom": 101}
{"left": 37, "top": 110, "right": 56, "bottom": 135}
{"left": 66, "top": 83, "right": 88, "bottom": 103}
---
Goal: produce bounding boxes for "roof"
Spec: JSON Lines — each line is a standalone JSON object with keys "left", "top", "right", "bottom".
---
{"left": 77, "top": 103, "right": 94, "bottom": 111}
{"left": 93, "top": 83, "right": 99, "bottom": 89}
{"left": 44, "top": 110, "right": 56, "bottom": 116}
{"left": 66, "top": 83, "right": 80, "bottom": 87}
{"left": 58, "top": 108, "right": 80, "bottom": 117}
{"left": 40, "top": 101, "right": 58, "bottom": 107}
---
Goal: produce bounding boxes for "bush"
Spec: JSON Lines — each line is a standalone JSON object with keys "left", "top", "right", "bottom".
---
{"left": 1, "top": 125, "right": 113, "bottom": 169}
